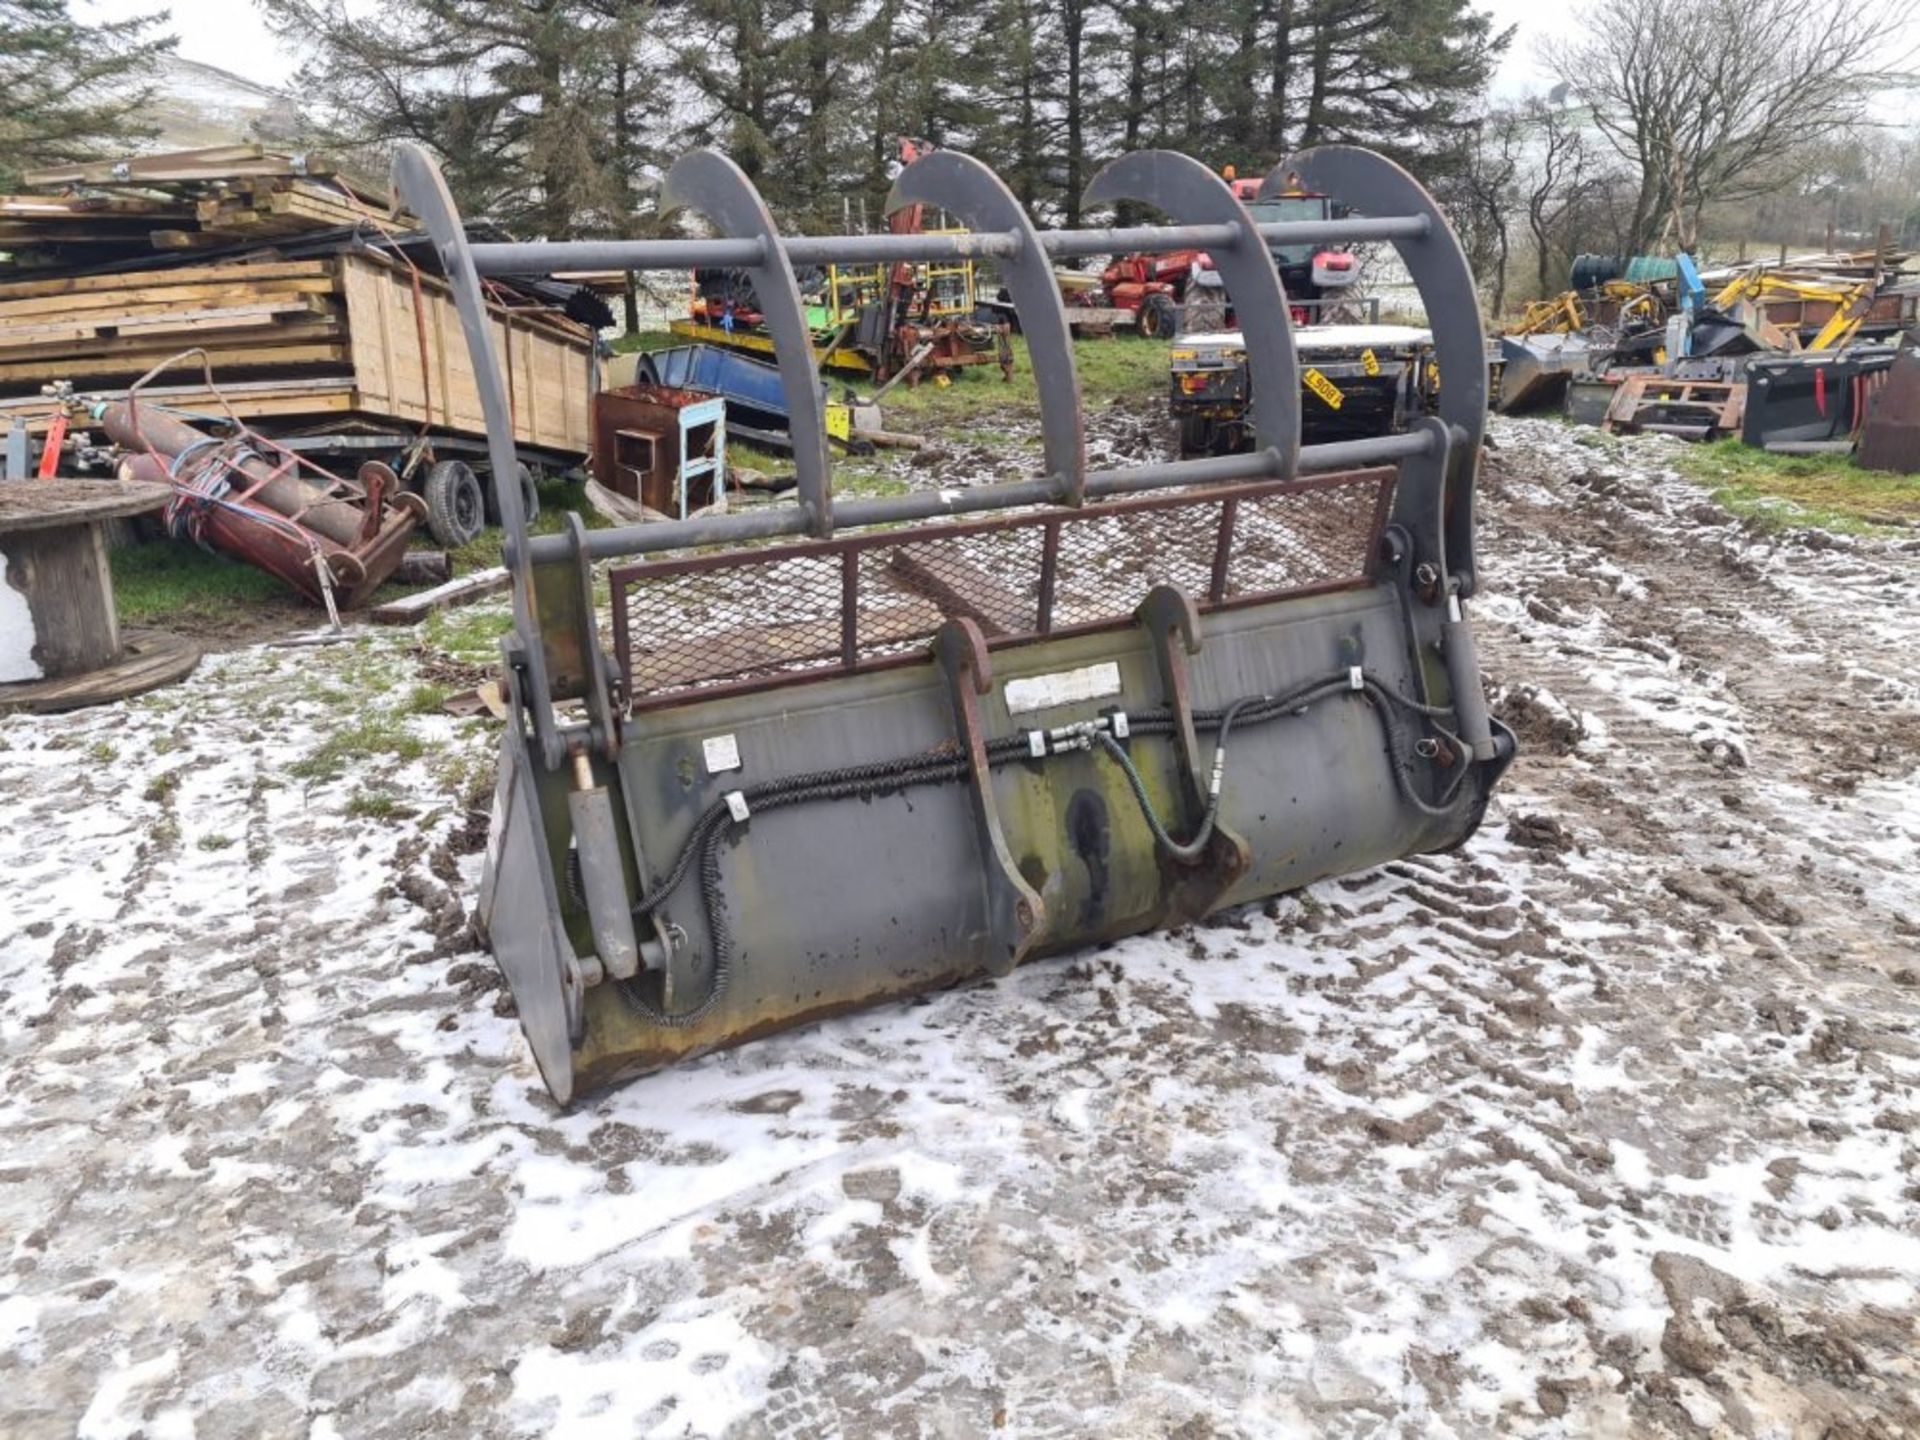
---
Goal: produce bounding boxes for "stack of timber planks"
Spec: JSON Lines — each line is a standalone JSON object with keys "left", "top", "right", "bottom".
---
{"left": 0, "top": 260, "right": 345, "bottom": 392}
{"left": 2, "top": 145, "right": 398, "bottom": 271}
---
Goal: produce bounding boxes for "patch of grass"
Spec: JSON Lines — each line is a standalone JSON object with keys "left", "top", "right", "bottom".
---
{"left": 403, "top": 682, "right": 457, "bottom": 715}
{"left": 1672, "top": 440, "right": 1920, "bottom": 535}
{"left": 833, "top": 455, "right": 912, "bottom": 499}
{"left": 875, "top": 333, "right": 1168, "bottom": 427}
{"left": 196, "top": 833, "right": 235, "bottom": 852}
{"left": 423, "top": 606, "right": 516, "bottom": 667}
{"left": 609, "top": 329, "right": 683, "bottom": 355}
{"left": 111, "top": 541, "right": 287, "bottom": 627}
{"left": 288, "top": 714, "right": 430, "bottom": 783}
{"left": 85, "top": 740, "right": 117, "bottom": 764}
{"left": 726, "top": 443, "right": 784, "bottom": 475}
{"left": 434, "top": 749, "right": 497, "bottom": 812}
{"left": 143, "top": 771, "right": 180, "bottom": 803}
{"left": 344, "top": 789, "right": 410, "bottom": 821}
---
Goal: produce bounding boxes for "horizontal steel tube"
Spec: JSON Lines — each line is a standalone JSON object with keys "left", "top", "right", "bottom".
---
{"left": 834, "top": 478, "right": 1060, "bottom": 527}
{"left": 1254, "top": 215, "right": 1430, "bottom": 247}
{"left": 1298, "top": 429, "right": 1432, "bottom": 472}
{"left": 529, "top": 429, "right": 1431, "bottom": 565}
{"left": 469, "top": 214, "right": 1430, "bottom": 278}
{"left": 789, "top": 233, "right": 1021, "bottom": 263}
{"left": 1042, "top": 223, "right": 1239, "bottom": 258}
{"left": 1084, "top": 449, "right": 1281, "bottom": 495}
{"left": 542, "top": 504, "right": 812, "bottom": 562}
{"left": 479, "top": 236, "right": 767, "bottom": 272}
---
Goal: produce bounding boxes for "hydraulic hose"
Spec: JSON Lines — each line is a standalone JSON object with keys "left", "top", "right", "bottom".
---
{"left": 1094, "top": 694, "right": 1257, "bottom": 863}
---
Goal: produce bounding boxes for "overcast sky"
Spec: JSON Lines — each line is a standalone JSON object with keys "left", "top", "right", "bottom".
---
{"left": 89, "top": 0, "right": 1579, "bottom": 98}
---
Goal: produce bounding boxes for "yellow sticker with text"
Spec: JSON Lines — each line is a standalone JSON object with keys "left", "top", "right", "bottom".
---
{"left": 1360, "top": 348, "right": 1380, "bottom": 377}
{"left": 1303, "top": 367, "right": 1344, "bottom": 409}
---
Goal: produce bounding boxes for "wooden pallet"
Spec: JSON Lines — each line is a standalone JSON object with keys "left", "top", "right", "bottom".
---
{"left": 1601, "top": 375, "right": 1747, "bottom": 439}
{"left": 22, "top": 144, "right": 388, "bottom": 206}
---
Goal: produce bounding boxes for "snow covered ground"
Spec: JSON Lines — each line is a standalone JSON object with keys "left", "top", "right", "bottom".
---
{"left": 2, "top": 420, "right": 1917, "bottom": 1438}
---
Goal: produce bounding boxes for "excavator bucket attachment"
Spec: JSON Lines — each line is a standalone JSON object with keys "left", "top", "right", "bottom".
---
{"left": 394, "top": 143, "right": 1516, "bottom": 1105}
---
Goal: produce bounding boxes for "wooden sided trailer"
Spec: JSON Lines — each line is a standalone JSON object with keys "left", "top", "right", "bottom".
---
{"left": 0, "top": 250, "right": 598, "bottom": 546}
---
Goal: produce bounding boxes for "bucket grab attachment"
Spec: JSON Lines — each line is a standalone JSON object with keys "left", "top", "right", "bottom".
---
{"left": 393, "top": 142, "right": 1516, "bottom": 1104}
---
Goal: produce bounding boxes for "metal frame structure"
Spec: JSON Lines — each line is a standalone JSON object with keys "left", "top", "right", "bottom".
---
{"left": 393, "top": 142, "right": 1512, "bottom": 1104}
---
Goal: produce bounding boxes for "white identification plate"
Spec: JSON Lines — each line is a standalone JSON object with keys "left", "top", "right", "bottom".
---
{"left": 702, "top": 733, "right": 741, "bottom": 774}
{"left": 484, "top": 775, "right": 509, "bottom": 872}
{"left": 1004, "top": 661, "right": 1123, "bottom": 716}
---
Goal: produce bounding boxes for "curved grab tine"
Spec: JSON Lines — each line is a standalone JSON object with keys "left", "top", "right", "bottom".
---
{"left": 1087, "top": 150, "right": 1300, "bottom": 475}
{"left": 889, "top": 151, "right": 1086, "bottom": 505}
{"left": 391, "top": 141, "right": 564, "bottom": 769}
{"left": 661, "top": 151, "right": 832, "bottom": 537}
{"left": 1273, "top": 147, "right": 1486, "bottom": 595}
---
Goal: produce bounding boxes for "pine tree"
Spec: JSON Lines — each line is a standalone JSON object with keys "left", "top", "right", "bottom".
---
{"left": 258, "top": 0, "right": 1508, "bottom": 238}
{"left": 258, "top": 0, "right": 661, "bottom": 240}
{"left": 0, "top": 0, "right": 175, "bottom": 189}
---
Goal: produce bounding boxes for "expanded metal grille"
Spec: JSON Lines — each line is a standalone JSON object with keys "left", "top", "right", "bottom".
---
{"left": 610, "top": 468, "right": 1394, "bottom": 709}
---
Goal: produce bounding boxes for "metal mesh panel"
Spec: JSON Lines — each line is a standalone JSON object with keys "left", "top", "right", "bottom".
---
{"left": 613, "top": 469, "right": 1392, "bottom": 708}
{"left": 1228, "top": 477, "right": 1389, "bottom": 599}
{"left": 869, "top": 525, "right": 1047, "bottom": 640}
{"left": 627, "top": 551, "right": 843, "bottom": 695}
{"left": 1049, "top": 502, "right": 1218, "bottom": 631}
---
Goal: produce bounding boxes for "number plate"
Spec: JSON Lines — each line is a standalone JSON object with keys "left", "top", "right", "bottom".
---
{"left": 1303, "top": 367, "right": 1345, "bottom": 409}
{"left": 1360, "top": 348, "right": 1380, "bottom": 377}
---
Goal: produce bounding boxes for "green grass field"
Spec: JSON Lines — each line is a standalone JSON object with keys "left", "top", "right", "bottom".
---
{"left": 111, "top": 535, "right": 295, "bottom": 628}
{"left": 1671, "top": 439, "right": 1920, "bottom": 536}
{"left": 112, "top": 474, "right": 611, "bottom": 634}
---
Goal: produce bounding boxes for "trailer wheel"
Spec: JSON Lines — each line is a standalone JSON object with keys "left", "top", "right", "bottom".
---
{"left": 423, "top": 459, "right": 485, "bottom": 548}
{"left": 1141, "top": 292, "right": 1178, "bottom": 340}
{"left": 484, "top": 461, "right": 541, "bottom": 528}
{"left": 1178, "top": 416, "right": 1217, "bottom": 457}
{"left": 516, "top": 462, "right": 541, "bottom": 527}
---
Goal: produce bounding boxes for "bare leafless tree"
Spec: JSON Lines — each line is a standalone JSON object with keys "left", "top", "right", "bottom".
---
{"left": 1522, "top": 98, "right": 1606, "bottom": 295}
{"left": 1437, "top": 106, "right": 1523, "bottom": 313}
{"left": 1547, "top": 0, "right": 1919, "bottom": 253}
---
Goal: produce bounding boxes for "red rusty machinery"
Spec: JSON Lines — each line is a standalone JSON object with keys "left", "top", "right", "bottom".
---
{"left": 1084, "top": 168, "right": 1361, "bottom": 335}
{"left": 99, "top": 388, "right": 423, "bottom": 611}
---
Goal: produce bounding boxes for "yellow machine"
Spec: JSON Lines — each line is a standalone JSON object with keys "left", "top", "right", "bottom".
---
{"left": 671, "top": 221, "right": 1000, "bottom": 382}
{"left": 1506, "top": 292, "right": 1586, "bottom": 336}
{"left": 1506, "top": 282, "right": 1657, "bottom": 337}
{"left": 1710, "top": 268, "right": 1878, "bottom": 352}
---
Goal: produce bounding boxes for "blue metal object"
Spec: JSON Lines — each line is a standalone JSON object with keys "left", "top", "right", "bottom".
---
{"left": 636, "top": 344, "right": 824, "bottom": 436}
{"left": 1673, "top": 253, "right": 1706, "bottom": 308}
{"left": 1668, "top": 252, "right": 1707, "bottom": 362}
